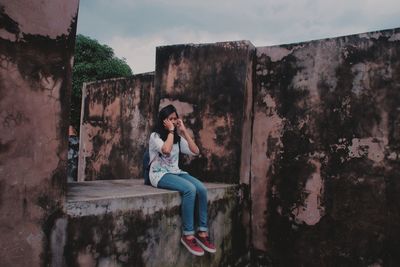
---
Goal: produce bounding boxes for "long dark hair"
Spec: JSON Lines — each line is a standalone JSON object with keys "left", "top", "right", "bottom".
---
{"left": 155, "top": 104, "right": 180, "bottom": 143}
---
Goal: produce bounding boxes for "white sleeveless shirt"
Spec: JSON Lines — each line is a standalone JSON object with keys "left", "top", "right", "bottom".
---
{"left": 148, "top": 132, "right": 197, "bottom": 187}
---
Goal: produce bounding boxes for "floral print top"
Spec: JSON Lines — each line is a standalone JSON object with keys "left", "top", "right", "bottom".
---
{"left": 149, "top": 132, "right": 197, "bottom": 187}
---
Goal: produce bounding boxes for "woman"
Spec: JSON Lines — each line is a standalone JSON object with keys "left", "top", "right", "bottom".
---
{"left": 148, "top": 104, "right": 216, "bottom": 256}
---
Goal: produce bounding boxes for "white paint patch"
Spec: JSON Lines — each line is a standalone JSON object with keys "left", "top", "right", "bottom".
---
{"left": 389, "top": 33, "right": 400, "bottom": 41}
{"left": 257, "top": 46, "right": 292, "bottom": 62}
{"left": 292, "top": 159, "right": 325, "bottom": 225}
{"left": 359, "top": 32, "right": 382, "bottom": 40}
{"left": 388, "top": 152, "right": 398, "bottom": 160}
{"left": 159, "top": 99, "right": 194, "bottom": 118}
{"left": 262, "top": 93, "right": 277, "bottom": 109}
{"left": 348, "top": 137, "right": 388, "bottom": 163}
{"left": 0, "top": 29, "right": 17, "bottom": 41}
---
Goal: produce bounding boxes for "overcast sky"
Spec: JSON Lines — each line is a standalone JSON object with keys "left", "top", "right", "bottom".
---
{"left": 77, "top": 0, "right": 400, "bottom": 74}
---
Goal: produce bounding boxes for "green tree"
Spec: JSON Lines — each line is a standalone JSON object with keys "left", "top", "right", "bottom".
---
{"left": 70, "top": 34, "right": 133, "bottom": 132}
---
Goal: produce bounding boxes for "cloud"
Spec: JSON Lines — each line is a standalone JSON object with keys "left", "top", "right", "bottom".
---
{"left": 107, "top": 27, "right": 264, "bottom": 73}
{"left": 78, "top": 0, "right": 400, "bottom": 73}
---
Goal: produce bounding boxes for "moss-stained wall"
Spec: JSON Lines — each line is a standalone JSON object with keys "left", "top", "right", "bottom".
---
{"left": 0, "top": 1, "right": 79, "bottom": 266}
{"left": 64, "top": 184, "right": 244, "bottom": 267}
{"left": 155, "top": 41, "right": 255, "bottom": 184}
{"left": 252, "top": 28, "right": 400, "bottom": 266}
{"left": 78, "top": 73, "right": 156, "bottom": 181}
{"left": 3, "top": 3, "right": 397, "bottom": 263}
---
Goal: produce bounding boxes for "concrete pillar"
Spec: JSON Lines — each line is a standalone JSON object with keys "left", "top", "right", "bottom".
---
{"left": 155, "top": 41, "right": 255, "bottom": 184}
{"left": 0, "top": 1, "right": 79, "bottom": 266}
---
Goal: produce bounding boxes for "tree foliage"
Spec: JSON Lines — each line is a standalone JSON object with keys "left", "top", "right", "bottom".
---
{"left": 70, "top": 34, "right": 133, "bottom": 132}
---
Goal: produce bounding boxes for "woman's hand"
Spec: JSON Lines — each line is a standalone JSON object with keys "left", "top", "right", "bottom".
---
{"left": 161, "top": 119, "right": 175, "bottom": 154}
{"left": 176, "top": 119, "right": 187, "bottom": 134}
{"left": 163, "top": 119, "right": 175, "bottom": 131}
{"left": 177, "top": 119, "right": 199, "bottom": 155}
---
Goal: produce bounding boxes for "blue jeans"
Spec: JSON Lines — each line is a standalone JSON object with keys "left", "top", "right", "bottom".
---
{"left": 157, "top": 173, "right": 208, "bottom": 235}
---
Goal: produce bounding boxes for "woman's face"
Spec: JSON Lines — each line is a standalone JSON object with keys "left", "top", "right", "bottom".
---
{"left": 165, "top": 112, "right": 178, "bottom": 128}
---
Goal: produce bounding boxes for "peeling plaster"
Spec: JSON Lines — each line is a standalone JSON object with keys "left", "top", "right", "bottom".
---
{"left": 348, "top": 137, "right": 388, "bottom": 163}
{"left": 388, "top": 33, "right": 400, "bottom": 41}
{"left": 292, "top": 159, "right": 324, "bottom": 225}
{"left": 159, "top": 99, "right": 194, "bottom": 118}
{"left": 359, "top": 32, "right": 383, "bottom": 40}
{"left": 251, "top": 106, "right": 284, "bottom": 250}
{"left": 387, "top": 152, "right": 398, "bottom": 160}
{"left": 199, "top": 113, "right": 232, "bottom": 158}
{"left": 257, "top": 46, "right": 292, "bottom": 62}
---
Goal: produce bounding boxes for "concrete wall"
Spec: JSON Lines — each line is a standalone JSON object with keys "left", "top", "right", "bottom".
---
{"left": 64, "top": 181, "right": 245, "bottom": 267}
{"left": 75, "top": 29, "right": 400, "bottom": 265}
{"left": 78, "top": 73, "right": 156, "bottom": 181}
{"left": 0, "top": 1, "right": 79, "bottom": 266}
{"left": 155, "top": 41, "right": 255, "bottom": 184}
{"left": 252, "top": 28, "right": 400, "bottom": 266}
{"left": 78, "top": 41, "right": 255, "bottom": 185}
{"left": 2, "top": 1, "right": 399, "bottom": 264}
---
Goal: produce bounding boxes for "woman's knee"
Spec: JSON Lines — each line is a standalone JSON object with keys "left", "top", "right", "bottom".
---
{"left": 196, "top": 183, "right": 207, "bottom": 197}
{"left": 183, "top": 183, "right": 197, "bottom": 197}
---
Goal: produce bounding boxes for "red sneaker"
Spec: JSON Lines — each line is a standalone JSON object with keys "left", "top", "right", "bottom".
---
{"left": 195, "top": 234, "right": 216, "bottom": 253}
{"left": 181, "top": 236, "right": 204, "bottom": 256}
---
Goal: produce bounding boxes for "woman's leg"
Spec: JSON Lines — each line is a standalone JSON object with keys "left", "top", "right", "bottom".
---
{"left": 157, "top": 173, "right": 197, "bottom": 235}
{"left": 178, "top": 173, "right": 208, "bottom": 232}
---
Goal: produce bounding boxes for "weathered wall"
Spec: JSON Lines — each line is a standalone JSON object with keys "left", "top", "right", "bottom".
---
{"left": 64, "top": 182, "right": 246, "bottom": 267}
{"left": 0, "top": 1, "right": 79, "bottom": 266}
{"left": 155, "top": 41, "right": 255, "bottom": 184}
{"left": 252, "top": 28, "right": 400, "bottom": 266}
{"left": 78, "top": 73, "right": 156, "bottom": 181}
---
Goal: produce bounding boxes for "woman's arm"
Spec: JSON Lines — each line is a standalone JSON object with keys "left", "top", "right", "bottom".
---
{"left": 177, "top": 119, "right": 200, "bottom": 155}
{"left": 161, "top": 119, "right": 175, "bottom": 154}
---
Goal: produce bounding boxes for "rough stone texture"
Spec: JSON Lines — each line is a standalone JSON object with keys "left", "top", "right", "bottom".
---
{"left": 78, "top": 73, "right": 156, "bottom": 181}
{"left": 63, "top": 180, "right": 245, "bottom": 267}
{"left": 155, "top": 41, "right": 255, "bottom": 184}
{"left": 0, "top": 1, "right": 79, "bottom": 266}
{"left": 2, "top": 3, "right": 399, "bottom": 264}
{"left": 252, "top": 28, "right": 400, "bottom": 266}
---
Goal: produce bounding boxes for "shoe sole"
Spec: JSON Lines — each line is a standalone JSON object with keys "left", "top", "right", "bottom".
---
{"left": 180, "top": 238, "right": 204, "bottom": 256}
{"left": 194, "top": 237, "right": 217, "bottom": 253}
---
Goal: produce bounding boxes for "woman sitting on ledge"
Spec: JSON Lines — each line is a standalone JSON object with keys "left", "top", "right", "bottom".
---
{"left": 148, "top": 104, "right": 216, "bottom": 256}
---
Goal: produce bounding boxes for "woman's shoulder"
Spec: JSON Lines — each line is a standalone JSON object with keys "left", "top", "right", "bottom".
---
{"left": 150, "top": 132, "right": 161, "bottom": 139}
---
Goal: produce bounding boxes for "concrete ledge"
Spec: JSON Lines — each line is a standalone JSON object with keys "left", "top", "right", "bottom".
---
{"left": 62, "top": 179, "right": 245, "bottom": 266}
{"left": 66, "top": 179, "right": 237, "bottom": 217}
